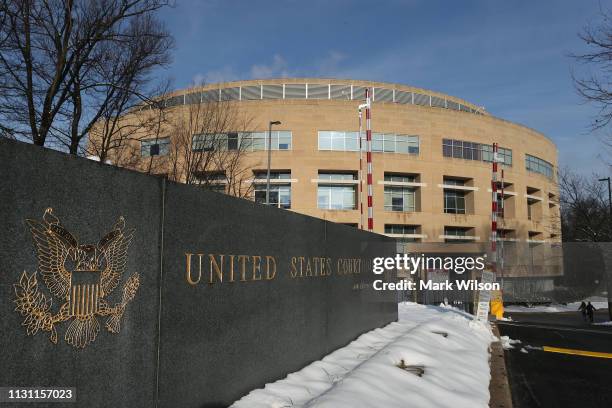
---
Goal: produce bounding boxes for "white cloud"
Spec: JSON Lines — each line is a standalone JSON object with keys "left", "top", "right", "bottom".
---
{"left": 249, "top": 54, "right": 292, "bottom": 79}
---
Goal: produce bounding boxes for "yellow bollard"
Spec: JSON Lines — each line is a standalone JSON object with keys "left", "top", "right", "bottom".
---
{"left": 490, "top": 290, "right": 504, "bottom": 320}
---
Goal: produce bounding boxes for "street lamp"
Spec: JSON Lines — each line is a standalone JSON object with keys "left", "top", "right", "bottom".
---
{"left": 599, "top": 177, "right": 612, "bottom": 319}
{"left": 266, "top": 120, "right": 281, "bottom": 205}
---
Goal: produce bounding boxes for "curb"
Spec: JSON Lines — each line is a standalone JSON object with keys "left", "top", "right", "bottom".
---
{"left": 489, "top": 323, "right": 513, "bottom": 408}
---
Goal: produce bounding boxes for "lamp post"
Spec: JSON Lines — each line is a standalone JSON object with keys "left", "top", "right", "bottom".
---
{"left": 599, "top": 177, "right": 612, "bottom": 319}
{"left": 266, "top": 121, "right": 281, "bottom": 205}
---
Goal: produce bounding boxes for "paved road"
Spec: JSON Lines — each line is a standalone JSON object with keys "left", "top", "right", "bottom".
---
{"left": 497, "top": 310, "right": 612, "bottom": 408}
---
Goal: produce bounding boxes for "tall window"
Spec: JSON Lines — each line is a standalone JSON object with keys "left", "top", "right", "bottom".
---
{"left": 384, "top": 187, "right": 415, "bottom": 212}
{"left": 525, "top": 154, "right": 553, "bottom": 179}
{"left": 141, "top": 137, "right": 170, "bottom": 157}
{"left": 443, "top": 139, "right": 512, "bottom": 166}
{"left": 253, "top": 171, "right": 291, "bottom": 209}
{"left": 317, "top": 173, "right": 357, "bottom": 210}
{"left": 444, "top": 190, "right": 466, "bottom": 214}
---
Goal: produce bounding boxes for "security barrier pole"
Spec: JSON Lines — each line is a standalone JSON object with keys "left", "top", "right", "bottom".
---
{"left": 365, "top": 88, "right": 373, "bottom": 232}
{"left": 358, "top": 108, "right": 365, "bottom": 230}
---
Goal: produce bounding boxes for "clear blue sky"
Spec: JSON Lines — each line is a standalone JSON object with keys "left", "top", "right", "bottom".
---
{"left": 158, "top": 0, "right": 610, "bottom": 176}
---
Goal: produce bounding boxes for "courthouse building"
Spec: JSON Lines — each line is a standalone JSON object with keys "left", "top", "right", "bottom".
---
{"left": 114, "top": 78, "right": 560, "bottom": 249}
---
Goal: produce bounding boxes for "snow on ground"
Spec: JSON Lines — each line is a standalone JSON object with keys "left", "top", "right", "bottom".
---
{"left": 593, "top": 321, "right": 612, "bottom": 326}
{"left": 499, "top": 336, "right": 522, "bottom": 350}
{"left": 232, "top": 302, "right": 495, "bottom": 408}
{"left": 505, "top": 297, "right": 608, "bottom": 313}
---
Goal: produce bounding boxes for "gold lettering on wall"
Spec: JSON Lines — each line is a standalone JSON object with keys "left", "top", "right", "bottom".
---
{"left": 237, "top": 255, "right": 247, "bottom": 282}
{"left": 185, "top": 253, "right": 372, "bottom": 286}
{"left": 209, "top": 254, "right": 224, "bottom": 284}
{"left": 265, "top": 256, "right": 276, "bottom": 280}
{"left": 252, "top": 255, "right": 262, "bottom": 281}
{"left": 185, "top": 253, "right": 201, "bottom": 285}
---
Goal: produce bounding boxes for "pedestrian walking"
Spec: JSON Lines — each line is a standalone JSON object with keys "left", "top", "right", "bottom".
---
{"left": 586, "top": 301, "right": 596, "bottom": 323}
{"left": 578, "top": 301, "right": 587, "bottom": 322}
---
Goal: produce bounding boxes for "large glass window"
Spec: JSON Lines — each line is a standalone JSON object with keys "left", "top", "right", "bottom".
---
{"left": 192, "top": 134, "right": 220, "bottom": 152}
{"left": 525, "top": 154, "right": 553, "bottom": 178}
{"left": 194, "top": 131, "right": 292, "bottom": 152}
{"left": 241, "top": 131, "right": 292, "bottom": 151}
{"left": 443, "top": 139, "right": 512, "bottom": 166}
{"left": 253, "top": 171, "right": 291, "bottom": 208}
{"left": 318, "top": 131, "right": 418, "bottom": 154}
{"left": 444, "top": 190, "right": 466, "bottom": 214}
{"left": 372, "top": 133, "right": 419, "bottom": 154}
{"left": 317, "top": 172, "right": 356, "bottom": 210}
{"left": 141, "top": 137, "right": 170, "bottom": 157}
{"left": 318, "top": 131, "right": 360, "bottom": 151}
{"left": 254, "top": 185, "right": 291, "bottom": 208}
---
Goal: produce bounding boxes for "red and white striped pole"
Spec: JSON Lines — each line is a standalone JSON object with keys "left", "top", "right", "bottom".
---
{"left": 500, "top": 168, "right": 505, "bottom": 278}
{"left": 491, "top": 143, "right": 499, "bottom": 274}
{"left": 365, "top": 88, "right": 373, "bottom": 231}
{"left": 358, "top": 109, "right": 364, "bottom": 230}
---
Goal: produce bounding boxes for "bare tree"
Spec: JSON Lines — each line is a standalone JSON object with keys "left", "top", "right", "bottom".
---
{"left": 86, "top": 79, "right": 172, "bottom": 164}
{"left": 572, "top": 5, "right": 612, "bottom": 131}
{"left": 162, "top": 92, "right": 259, "bottom": 199}
{"left": 558, "top": 167, "right": 611, "bottom": 242}
{"left": 0, "top": 0, "right": 173, "bottom": 153}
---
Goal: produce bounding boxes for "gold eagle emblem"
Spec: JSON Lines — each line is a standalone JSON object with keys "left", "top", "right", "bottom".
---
{"left": 13, "top": 208, "right": 140, "bottom": 349}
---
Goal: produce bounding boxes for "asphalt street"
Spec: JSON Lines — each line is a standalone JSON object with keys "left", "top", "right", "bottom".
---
{"left": 497, "top": 310, "right": 612, "bottom": 408}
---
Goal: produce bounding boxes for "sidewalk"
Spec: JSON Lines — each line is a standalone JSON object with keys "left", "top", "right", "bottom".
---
{"left": 489, "top": 324, "right": 513, "bottom": 408}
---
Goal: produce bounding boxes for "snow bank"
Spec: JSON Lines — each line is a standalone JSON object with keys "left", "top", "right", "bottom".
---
{"left": 593, "top": 321, "right": 612, "bottom": 326}
{"left": 232, "top": 303, "right": 495, "bottom": 408}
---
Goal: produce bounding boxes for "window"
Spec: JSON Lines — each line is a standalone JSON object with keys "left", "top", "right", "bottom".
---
{"left": 241, "top": 131, "right": 292, "bottom": 151}
{"left": 317, "top": 172, "right": 357, "bottom": 210}
{"left": 444, "top": 190, "right": 466, "bottom": 214}
{"left": 192, "top": 134, "right": 217, "bottom": 152}
{"left": 525, "top": 154, "right": 553, "bottom": 179}
{"left": 253, "top": 171, "right": 291, "bottom": 180}
{"left": 443, "top": 139, "right": 512, "bottom": 166}
{"left": 444, "top": 227, "right": 473, "bottom": 242}
{"left": 482, "top": 144, "right": 512, "bottom": 166}
{"left": 318, "top": 131, "right": 359, "bottom": 151}
{"left": 444, "top": 227, "right": 469, "bottom": 237}
{"left": 496, "top": 195, "right": 505, "bottom": 218}
{"left": 384, "top": 174, "right": 416, "bottom": 183}
{"left": 227, "top": 132, "right": 238, "bottom": 150}
{"left": 254, "top": 185, "right": 291, "bottom": 208}
{"left": 318, "top": 131, "right": 418, "bottom": 154}
{"left": 386, "top": 225, "right": 420, "bottom": 242}
{"left": 443, "top": 177, "right": 465, "bottom": 186}
{"left": 194, "top": 172, "right": 226, "bottom": 193}
{"left": 253, "top": 171, "right": 291, "bottom": 208}
{"left": 141, "top": 137, "right": 170, "bottom": 157}
{"left": 372, "top": 133, "right": 419, "bottom": 154}
{"left": 384, "top": 187, "right": 416, "bottom": 212}
{"left": 385, "top": 225, "right": 418, "bottom": 235}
